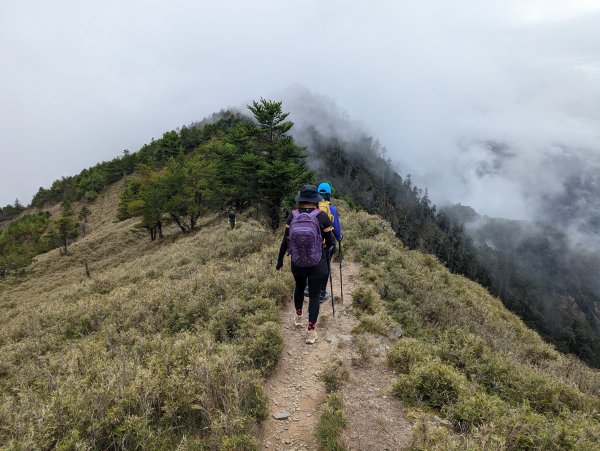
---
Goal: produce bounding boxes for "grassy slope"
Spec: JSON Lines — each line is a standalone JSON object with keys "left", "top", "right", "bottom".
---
{"left": 341, "top": 208, "right": 600, "bottom": 450}
{"left": 1, "top": 185, "right": 599, "bottom": 449}
{"left": 0, "top": 182, "right": 293, "bottom": 449}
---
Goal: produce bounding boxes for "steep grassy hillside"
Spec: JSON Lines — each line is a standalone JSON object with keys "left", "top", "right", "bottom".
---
{"left": 0, "top": 184, "right": 600, "bottom": 449}
{"left": 0, "top": 182, "right": 292, "bottom": 449}
{"left": 1, "top": 180, "right": 599, "bottom": 449}
{"left": 340, "top": 208, "right": 600, "bottom": 449}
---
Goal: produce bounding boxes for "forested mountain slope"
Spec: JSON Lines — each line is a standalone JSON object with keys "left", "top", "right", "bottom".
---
{"left": 293, "top": 115, "right": 600, "bottom": 367}
{"left": 443, "top": 206, "right": 600, "bottom": 365}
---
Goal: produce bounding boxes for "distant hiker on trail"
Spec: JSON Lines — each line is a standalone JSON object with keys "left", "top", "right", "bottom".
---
{"left": 229, "top": 210, "right": 236, "bottom": 229}
{"left": 303, "top": 182, "right": 343, "bottom": 302}
{"left": 276, "top": 185, "right": 336, "bottom": 344}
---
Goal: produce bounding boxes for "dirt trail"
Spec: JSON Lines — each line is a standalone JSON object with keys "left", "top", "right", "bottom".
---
{"left": 260, "top": 260, "right": 411, "bottom": 450}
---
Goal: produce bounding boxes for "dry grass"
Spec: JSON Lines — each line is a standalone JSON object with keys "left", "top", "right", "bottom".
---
{"left": 316, "top": 360, "right": 348, "bottom": 451}
{"left": 0, "top": 181, "right": 292, "bottom": 449}
{"left": 3, "top": 191, "right": 600, "bottom": 449}
{"left": 315, "top": 393, "right": 347, "bottom": 451}
{"left": 319, "top": 360, "right": 349, "bottom": 394}
{"left": 339, "top": 204, "right": 600, "bottom": 450}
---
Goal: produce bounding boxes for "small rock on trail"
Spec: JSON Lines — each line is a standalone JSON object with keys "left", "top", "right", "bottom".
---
{"left": 273, "top": 411, "right": 290, "bottom": 420}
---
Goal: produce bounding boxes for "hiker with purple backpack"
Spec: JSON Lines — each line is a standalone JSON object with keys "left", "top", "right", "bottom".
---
{"left": 276, "top": 185, "right": 336, "bottom": 344}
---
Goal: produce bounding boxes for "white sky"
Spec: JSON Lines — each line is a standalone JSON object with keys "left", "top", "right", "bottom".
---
{"left": 1, "top": 0, "right": 600, "bottom": 220}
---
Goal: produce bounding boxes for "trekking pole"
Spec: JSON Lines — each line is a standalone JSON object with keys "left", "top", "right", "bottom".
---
{"left": 338, "top": 241, "right": 344, "bottom": 305}
{"left": 327, "top": 250, "right": 335, "bottom": 318}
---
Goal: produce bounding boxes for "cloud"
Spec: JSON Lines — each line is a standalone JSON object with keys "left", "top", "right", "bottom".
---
{"left": 1, "top": 0, "right": 599, "bottom": 235}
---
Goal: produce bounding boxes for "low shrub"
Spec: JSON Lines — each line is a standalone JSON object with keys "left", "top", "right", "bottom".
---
{"left": 260, "top": 274, "right": 294, "bottom": 305}
{"left": 501, "top": 407, "right": 552, "bottom": 451}
{"left": 409, "top": 417, "right": 454, "bottom": 451}
{"left": 218, "top": 434, "right": 260, "bottom": 450}
{"left": 352, "top": 335, "right": 375, "bottom": 367}
{"left": 522, "top": 372, "right": 588, "bottom": 414}
{"left": 209, "top": 297, "right": 278, "bottom": 343}
{"left": 472, "top": 352, "right": 590, "bottom": 415}
{"left": 445, "top": 391, "right": 507, "bottom": 432}
{"left": 386, "top": 338, "right": 431, "bottom": 374}
{"left": 437, "top": 328, "right": 487, "bottom": 373}
{"left": 90, "top": 277, "right": 115, "bottom": 294}
{"left": 319, "top": 360, "right": 349, "bottom": 393}
{"left": 315, "top": 392, "right": 347, "bottom": 451}
{"left": 355, "top": 214, "right": 383, "bottom": 239}
{"left": 352, "top": 312, "right": 390, "bottom": 336}
{"left": 209, "top": 304, "right": 243, "bottom": 342}
{"left": 242, "top": 321, "right": 284, "bottom": 376}
{"left": 387, "top": 297, "right": 423, "bottom": 335}
{"left": 351, "top": 285, "right": 379, "bottom": 314}
{"left": 392, "top": 359, "right": 466, "bottom": 410}
{"left": 355, "top": 238, "right": 389, "bottom": 267}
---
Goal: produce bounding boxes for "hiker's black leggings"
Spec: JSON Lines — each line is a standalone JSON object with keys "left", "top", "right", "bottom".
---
{"left": 292, "top": 257, "right": 328, "bottom": 325}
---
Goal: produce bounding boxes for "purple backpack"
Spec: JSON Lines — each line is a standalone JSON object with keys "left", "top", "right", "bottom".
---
{"left": 288, "top": 209, "right": 322, "bottom": 267}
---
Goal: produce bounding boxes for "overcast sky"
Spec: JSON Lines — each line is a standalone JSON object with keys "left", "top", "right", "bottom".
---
{"left": 2, "top": 0, "right": 600, "bottom": 221}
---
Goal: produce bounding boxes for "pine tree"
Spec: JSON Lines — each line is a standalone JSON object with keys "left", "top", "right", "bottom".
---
{"left": 162, "top": 156, "right": 214, "bottom": 233}
{"left": 60, "top": 199, "right": 74, "bottom": 216}
{"left": 78, "top": 206, "right": 91, "bottom": 236}
{"left": 47, "top": 204, "right": 79, "bottom": 255}
{"left": 52, "top": 216, "right": 79, "bottom": 254}
{"left": 247, "top": 98, "right": 293, "bottom": 143}
{"left": 121, "top": 165, "right": 166, "bottom": 241}
{"left": 247, "top": 99, "right": 312, "bottom": 229}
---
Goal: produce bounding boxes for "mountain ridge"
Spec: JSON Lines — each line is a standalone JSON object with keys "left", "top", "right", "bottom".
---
{"left": 1, "top": 179, "right": 599, "bottom": 448}
{"left": 1, "top": 102, "right": 600, "bottom": 448}
{"left": 3, "top": 104, "right": 600, "bottom": 367}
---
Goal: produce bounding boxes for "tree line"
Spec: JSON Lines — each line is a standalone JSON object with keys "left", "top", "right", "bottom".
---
{"left": 29, "top": 112, "right": 241, "bottom": 209}
{"left": 1, "top": 99, "right": 310, "bottom": 275}
{"left": 305, "top": 129, "right": 489, "bottom": 284}
{"left": 304, "top": 126, "right": 600, "bottom": 367}
{"left": 0, "top": 200, "right": 85, "bottom": 276}
{"left": 117, "top": 99, "right": 312, "bottom": 239}
{"left": 0, "top": 199, "right": 25, "bottom": 222}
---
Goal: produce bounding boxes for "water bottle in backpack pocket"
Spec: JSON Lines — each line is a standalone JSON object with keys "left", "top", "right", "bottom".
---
{"left": 288, "top": 209, "right": 322, "bottom": 267}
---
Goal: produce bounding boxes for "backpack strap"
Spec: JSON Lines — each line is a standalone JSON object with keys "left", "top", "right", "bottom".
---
{"left": 309, "top": 209, "right": 323, "bottom": 238}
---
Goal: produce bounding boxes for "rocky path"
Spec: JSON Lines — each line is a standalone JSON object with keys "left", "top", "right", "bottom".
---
{"left": 260, "top": 260, "right": 411, "bottom": 450}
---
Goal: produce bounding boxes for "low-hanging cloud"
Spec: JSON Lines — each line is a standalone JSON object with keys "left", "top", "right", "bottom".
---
{"left": 1, "top": 0, "right": 600, "bottom": 239}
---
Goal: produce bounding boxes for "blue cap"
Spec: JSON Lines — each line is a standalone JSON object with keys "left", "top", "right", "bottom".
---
{"left": 317, "top": 182, "right": 332, "bottom": 194}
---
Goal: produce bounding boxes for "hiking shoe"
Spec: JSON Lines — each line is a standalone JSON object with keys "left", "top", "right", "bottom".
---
{"left": 319, "top": 291, "right": 331, "bottom": 304}
{"left": 304, "top": 286, "right": 309, "bottom": 297}
{"left": 305, "top": 329, "right": 318, "bottom": 344}
{"left": 294, "top": 314, "right": 303, "bottom": 328}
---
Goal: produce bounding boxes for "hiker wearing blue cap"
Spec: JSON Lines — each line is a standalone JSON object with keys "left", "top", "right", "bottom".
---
{"left": 317, "top": 182, "right": 342, "bottom": 243}
{"left": 304, "top": 182, "right": 343, "bottom": 302}
{"left": 276, "top": 185, "right": 336, "bottom": 344}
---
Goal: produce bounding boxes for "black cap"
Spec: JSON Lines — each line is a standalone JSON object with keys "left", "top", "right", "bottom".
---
{"left": 295, "top": 185, "right": 323, "bottom": 204}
